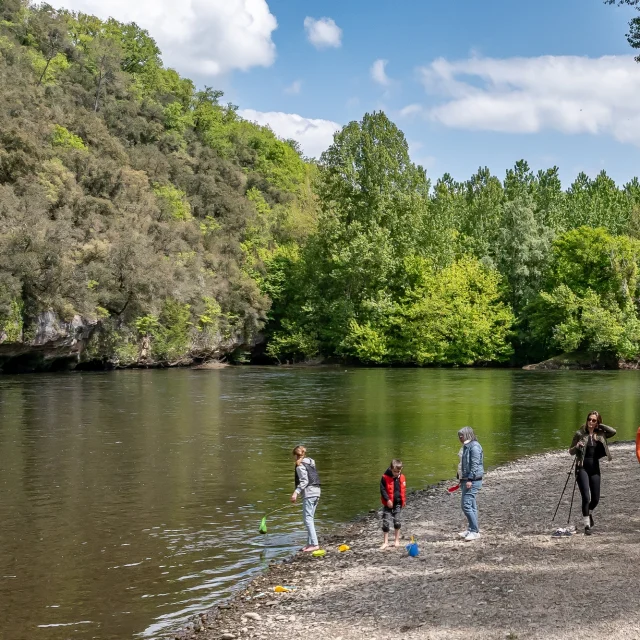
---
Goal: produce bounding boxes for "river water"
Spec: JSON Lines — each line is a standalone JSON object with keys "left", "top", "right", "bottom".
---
{"left": 1, "top": 367, "right": 639, "bottom": 639}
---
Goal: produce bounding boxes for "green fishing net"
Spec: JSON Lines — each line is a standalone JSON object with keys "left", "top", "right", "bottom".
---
{"left": 259, "top": 516, "right": 267, "bottom": 534}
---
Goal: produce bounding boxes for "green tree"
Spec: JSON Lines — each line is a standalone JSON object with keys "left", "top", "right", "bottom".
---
{"left": 460, "top": 167, "right": 504, "bottom": 260}
{"left": 528, "top": 227, "right": 640, "bottom": 360}
{"left": 605, "top": 1, "right": 640, "bottom": 61}
{"left": 342, "top": 256, "right": 514, "bottom": 365}
{"left": 495, "top": 191, "right": 554, "bottom": 315}
{"left": 27, "top": 4, "right": 70, "bottom": 86}
{"left": 310, "top": 111, "right": 431, "bottom": 350}
{"left": 534, "top": 167, "right": 566, "bottom": 230}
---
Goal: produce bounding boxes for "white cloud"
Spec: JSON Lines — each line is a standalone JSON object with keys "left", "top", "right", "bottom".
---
{"left": 399, "top": 104, "right": 423, "bottom": 118}
{"left": 304, "top": 17, "right": 342, "bottom": 49}
{"left": 57, "top": 0, "right": 277, "bottom": 76}
{"left": 418, "top": 55, "right": 640, "bottom": 146}
{"left": 284, "top": 80, "right": 302, "bottom": 95}
{"left": 238, "top": 109, "right": 341, "bottom": 158}
{"left": 371, "top": 59, "right": 390, "bottom": 86}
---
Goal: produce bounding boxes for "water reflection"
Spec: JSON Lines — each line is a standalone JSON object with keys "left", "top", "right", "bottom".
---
{"left": 0, "top": 368, "right": 638, "bottom": 639}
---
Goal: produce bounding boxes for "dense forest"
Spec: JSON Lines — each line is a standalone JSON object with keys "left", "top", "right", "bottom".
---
{"left": 2, "top": 0, "right": 640, "bottom": 371}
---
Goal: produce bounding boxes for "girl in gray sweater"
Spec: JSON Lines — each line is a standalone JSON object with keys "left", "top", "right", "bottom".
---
{"left": 290, "top": 445, "right": 321, "bottom": 552}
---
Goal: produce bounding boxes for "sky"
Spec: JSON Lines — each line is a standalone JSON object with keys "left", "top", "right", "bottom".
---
{"left": 55, "top": 0, "right": 640, "bottom": 188}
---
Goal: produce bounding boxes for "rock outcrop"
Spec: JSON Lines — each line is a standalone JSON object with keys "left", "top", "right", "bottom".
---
{"left": 0, "top": 311, "right": 98, "bottom": 373}
{"left": 523, "top": 351, "right": 620, "bottom": 370}
{"left": 0, "top": 311, "right": 258, "bottom": 373}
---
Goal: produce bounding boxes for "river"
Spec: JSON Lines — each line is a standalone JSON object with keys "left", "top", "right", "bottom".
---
{"left": 0, "top": 367, "right": 638, "bottom": 639}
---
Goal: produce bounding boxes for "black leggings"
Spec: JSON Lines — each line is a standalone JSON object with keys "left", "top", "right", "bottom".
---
{"left": 576, "top": 465, "right": 601, "bottom": 517}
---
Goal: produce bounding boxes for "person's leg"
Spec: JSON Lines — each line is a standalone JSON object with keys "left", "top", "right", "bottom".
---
{"left": 471, "top": 480, "right": 481, "bottom": 532}
{"left": 461, "top": 484, "right": 471, "bottom": 531}
{"left": 302, "top": 497, "right": 319, "bottom": 548}
{"left": 576, "top": 468, "right": 591, "bottom": 517}
{"left": 380, "top": 507, "right": 391, "bottom": 549}
{"left": 392, "top": 505, "right": 401, "bottom": 547}
{"left": 588, "top": 472, "right": 601, "bottom": 513}
{"left": 461, "top": 484, "right": 479, "bottom": 533}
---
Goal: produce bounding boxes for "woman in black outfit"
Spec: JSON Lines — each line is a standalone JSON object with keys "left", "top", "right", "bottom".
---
{"left": 569, "top": 411, "right": 616, "bottom": 535}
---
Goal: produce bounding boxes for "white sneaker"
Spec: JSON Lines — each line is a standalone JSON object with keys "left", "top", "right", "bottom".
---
{"left": 464, "top": 532, "right": 480, "bottom": 542}
{"left": 458, "top": 530, "right": 470, "bottom": 538}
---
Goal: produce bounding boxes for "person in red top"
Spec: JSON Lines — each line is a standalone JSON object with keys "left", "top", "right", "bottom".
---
{"left": 379, "top": 459, "right": 406, "bottom": 549}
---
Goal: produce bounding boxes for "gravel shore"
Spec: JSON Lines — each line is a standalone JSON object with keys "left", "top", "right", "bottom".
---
{"left": 174, "top": 442, "right": 640, "bottom": 640}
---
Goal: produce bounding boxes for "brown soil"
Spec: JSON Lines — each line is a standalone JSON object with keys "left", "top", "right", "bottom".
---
{"left": 176, "top": 443, "right": 640, "bottom": 640}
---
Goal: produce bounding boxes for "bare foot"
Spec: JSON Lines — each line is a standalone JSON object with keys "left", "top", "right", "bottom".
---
{"left": 394, "top": 540, "right": 400, "bottom": 547}
{"left": 379, "top": 542, "right": 388, "bottom": 550}
{"left": 302, "top": 545, "right": 320, "bottom": 552}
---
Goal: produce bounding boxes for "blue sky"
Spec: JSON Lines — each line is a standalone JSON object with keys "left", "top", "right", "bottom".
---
{"left": 61, "top": 0, "right": 640, "bottom": 188}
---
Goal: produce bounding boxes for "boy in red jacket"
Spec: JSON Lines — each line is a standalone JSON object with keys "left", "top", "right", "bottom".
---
{"left": 380, "top": 459, "right": 406, "bottom": 549}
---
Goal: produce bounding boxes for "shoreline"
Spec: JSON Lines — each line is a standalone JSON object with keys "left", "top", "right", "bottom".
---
{"left": 170, "top": 442, "right": 640, "bottom": 640}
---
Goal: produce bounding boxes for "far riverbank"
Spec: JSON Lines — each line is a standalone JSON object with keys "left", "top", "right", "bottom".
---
{"left": 176, "top": 442, "right": 640, "bottom": 640}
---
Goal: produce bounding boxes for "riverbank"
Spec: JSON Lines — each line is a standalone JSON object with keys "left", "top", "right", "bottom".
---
{"left": 180, "top": 442, "right": 640, "bottom": 640}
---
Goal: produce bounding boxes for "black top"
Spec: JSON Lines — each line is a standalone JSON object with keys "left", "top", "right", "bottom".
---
{"left": 584, "top": 437, "right": 597, "bottom": 461}
{"left": 582, "top": 435, "right": 606, "bottom": 469}
{"left": 380, "top": 469, "right": 402, "bottom": 506}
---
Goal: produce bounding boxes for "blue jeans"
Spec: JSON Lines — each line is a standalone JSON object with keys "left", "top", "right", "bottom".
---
{"left": 303, "top": 497, "right": 319, "bottom": 546}
{"left": 461, "top": 480, "right": 482, "bottom": 533}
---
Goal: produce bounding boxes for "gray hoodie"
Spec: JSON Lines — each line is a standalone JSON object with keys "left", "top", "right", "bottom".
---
{"left": 294, "top": 457, "right": 321, "bottom": 500}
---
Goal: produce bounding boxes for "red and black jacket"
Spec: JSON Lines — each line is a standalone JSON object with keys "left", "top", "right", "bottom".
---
{"left": 380, "top": 469, "right": 406, "bottom": 507}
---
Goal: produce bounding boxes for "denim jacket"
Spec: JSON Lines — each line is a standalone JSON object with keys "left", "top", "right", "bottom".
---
{"left": 461, "top": 440, "right": 484, "bottom": 481}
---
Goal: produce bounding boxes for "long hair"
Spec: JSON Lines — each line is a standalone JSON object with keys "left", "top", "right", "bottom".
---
{"left": 457, "top": 426, "right": 477, "bottom": 442}
{"left": 583, "top": 411, "right": 602, "bottom": 431}
{"left": 292, "top": 445, "right": 307, "bottom": 466}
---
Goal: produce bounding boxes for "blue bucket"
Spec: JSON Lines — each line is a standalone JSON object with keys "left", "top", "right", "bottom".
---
{"left": 406, "top": 541, "right": 419, "bottom": 557}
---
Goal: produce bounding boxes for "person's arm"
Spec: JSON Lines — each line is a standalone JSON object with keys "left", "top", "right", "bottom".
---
{"left": 569, "top": 432, "right": 582, "bottom": 456}
{"left": 468, "top": 443, "right": 482, "bottom": 480}
{"left": 380, "top": 476, "right": 390, "bottom": 503}
{"left": 599, "top": 424, "right": 617, "bottom": 439}
{"left": 295, "top": 464, "right": 309, "bottom": 495}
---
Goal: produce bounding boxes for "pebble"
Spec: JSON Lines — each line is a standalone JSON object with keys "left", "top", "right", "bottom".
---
{"left": 221, "top": 635, "right": 236, "bottom": 640}
{"left": 245, "top": 612, "right": 262, "bottom": 621}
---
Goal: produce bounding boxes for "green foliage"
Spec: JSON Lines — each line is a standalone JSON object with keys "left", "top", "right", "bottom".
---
{"left": 528, "top": 227, "right": 640, "bottom": 359}
{"left": 198, "top": 297, "right": 221, "bottom": 331}
{"left": 3, "top": 1, "right": 640, "bottom": 369}
{"left": 0, "top": 298, "right": 23, "bottom": 341}
{"left": 341, "top": 257, "right": 515, "bottom": 365}
{"left": 51, "top": 125, "right": 86, "bottom": 150}
{"left": 269, "top": 114, "right": 515, "bottom": 366}
{"left": 152, "top": 183, "right": 191, "bottom": 221}
{"left": 152, "top": 299, "right": 192, "bottom": 361}
{"left": 0, "top": 1, "right": 313, "bottom": 368}
{"left": 307, "top": 111, "right": 431, "bottom": 349}
{"left": 494, "top": 191, "right": 554, "bottom": 314}
{"left": 83, "top": 321, "right": 139, "bottom": 365}
{"left": 26, "top": 47, "right": 68, "bottom": 84}
{"left": 135, "top": 300, "right": 192, "bottom": 361}
{"left": 266, "top": 319, "right": 320, "bottom": 362}
{"left": 605, "top": 1, "right": 640, "bottom": 61}
{"left": 163, "top": 101, "right": 193, "bottom": 134}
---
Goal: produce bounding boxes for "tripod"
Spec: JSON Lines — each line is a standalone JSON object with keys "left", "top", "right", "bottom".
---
{"left": 552, "top": 456, "right": 577, "bottom": 524}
